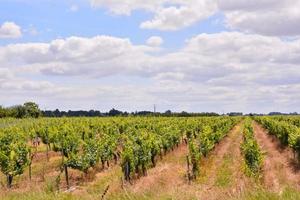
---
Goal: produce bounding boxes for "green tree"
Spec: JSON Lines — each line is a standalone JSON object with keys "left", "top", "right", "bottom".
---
{"left": 0, "top": 106, "right": 7, "bottom": 118}
{"left": 24, "top": 102, "right": 41, "bottom": 118}
{"left": 12, "top": 105, "right": 27, "bottom": 118}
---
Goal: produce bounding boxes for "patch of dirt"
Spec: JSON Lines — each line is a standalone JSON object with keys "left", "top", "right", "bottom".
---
{"left": 71, "top": 159, "right": 122, "bottom": 197}
{"left": 0, "top": 156, "right": 62, "bottom": 194}
{"left": 200, "top": 126, "right": 239, "bottom": 184}
{"left": 253, "top": 122, "right": 300, "bottom": 192}
{"left": 228, "top": 125, "right": 249, "bottom": 193}
{"left": 33, "top": 151, "right": 61, "bottom": 162}
{"left": 131, "top": 143, "right": 188, "bottom": 194}
{"left": 197, "top": 123, "right": 249, "bottom": 200}
{"left": 72, "top": 143, "right": 192, "bottom": 199}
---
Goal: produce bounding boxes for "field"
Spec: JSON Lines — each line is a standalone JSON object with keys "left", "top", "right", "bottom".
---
{"left": 0, "top": 116, "right": 300, "bottom": 200}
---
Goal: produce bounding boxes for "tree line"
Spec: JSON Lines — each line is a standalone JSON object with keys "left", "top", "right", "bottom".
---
{"left": 0, "top": 102, "right": 41, "bottom": 118}
{"left": 0, "top": 102, "right": 220, "bottom": 118}
{"left": 42, "top": 109, "right": 220, "bottom": 117}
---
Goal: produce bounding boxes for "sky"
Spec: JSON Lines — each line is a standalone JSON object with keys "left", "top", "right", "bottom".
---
{"left": 0, "top": 0, "right": 300, "bottom": 113}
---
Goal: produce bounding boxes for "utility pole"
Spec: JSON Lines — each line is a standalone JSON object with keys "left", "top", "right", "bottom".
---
{"left": 153, "top": 104, "right": 156, "bottom": 114}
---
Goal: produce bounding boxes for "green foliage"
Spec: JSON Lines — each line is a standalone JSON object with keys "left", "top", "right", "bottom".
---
{"left": 0, "top": 102, "right": 41, "bottom": 119}
{"left": 23, "top": 102, "right": 41, "bottom": 118}
{"left": 0, "top": 116, "right": 240, "bottom": 187}
{"left": 67, "top": 138, "right": 99, "bottom": 173}
{"left": 255, "top": 116, "right": 300, "bottom": 161}
{"left": 98, "top": 133, "right": 117, "bottom": 165}
{"left": 188, "top": 138, "right": 200, "bottom": 179}
{"left": 241, "top": 119, "right": 263, "bottom": 176}
{"left": 0, "top": 106, "right": 8, "bottom": 118}
{"left": 53, "top": 124, "right": 80, "bottom": 158}
{"left": 0, "top": 127, "right": 29, "bottom": 187}
{"left": 199, "top": 125, "right": 214, "bottom": 157}
{"left": 187, "top": 117, "right": 241, "bottom": 180}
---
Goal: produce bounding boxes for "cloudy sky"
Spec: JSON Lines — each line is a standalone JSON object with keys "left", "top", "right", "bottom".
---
{"left": 0, "top": 0, "right": 300, "bottom": 113}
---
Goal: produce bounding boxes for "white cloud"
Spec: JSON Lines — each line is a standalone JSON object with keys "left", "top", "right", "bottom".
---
{"left": 218, "top": 0, "right": 300, "bottom": 36}
{"left": 89, "top": 0, "right": 300, "bottom": 36}
{"left": 140, "top": 1, "right": 217, "bottom": 30}
{"left": 217, "top": 0, "right": 286, "bottom": 11}
{"left": 0, "top": 68, "right": 13, "bottom": 82}
{"left": 0, "top": 35, "right": 158, "bottom": 78}
{"left": 0, "top": 79, "right": 54, "bottom": 91}
{"left": 1, "top": 32, "right": 300, "bottom": 112}
{"left": 0, "top": 22, "right": 22, "bottom": 39}
{"left": 90, "top": 0, "right": 165, "bottom": 15}
{"left": 146, "top": 36, "right": 164, "bottom": 46}
{"left": 90, "top": 0, "right": 217, "bottom": 31}
{"left": 1, "top": 32, "right": 300, "bottom": 83}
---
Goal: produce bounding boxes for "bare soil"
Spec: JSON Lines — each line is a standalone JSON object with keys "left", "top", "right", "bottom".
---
{"left": 197, "top": 123, "right": 250, "bottom": 200}
{"left": 253, "top": 122, "right": 300, "bottom": 192}
{"left": 133, "top": 144, "right": 187, "bottom": 191}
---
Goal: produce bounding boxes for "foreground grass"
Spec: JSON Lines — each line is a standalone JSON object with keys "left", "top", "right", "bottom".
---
{"left": 1, "top": 192, "right": 75, "bottom": 200}
{"left": 2, "top": 185, "right": 300, "bottom": 200}
{"left": 215, "top": 154, "right": 233, "bottom": 187}
{"left": 232, "top": 187, "right": 300, "bottom": 200}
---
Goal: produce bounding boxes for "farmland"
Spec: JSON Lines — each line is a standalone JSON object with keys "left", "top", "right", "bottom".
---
{"left": 0, "top": 116, "right": 300, "bottom": 200}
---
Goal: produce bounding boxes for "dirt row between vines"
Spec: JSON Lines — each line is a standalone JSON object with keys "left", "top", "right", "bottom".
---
{"left": 72, "top": 123, "right": 250, "bottom": 200}
{"left": 196, "top": 123, "right": 250, "bottom": 200}
{"left": 253, "top": 122, "right": 300, "bottom": 192}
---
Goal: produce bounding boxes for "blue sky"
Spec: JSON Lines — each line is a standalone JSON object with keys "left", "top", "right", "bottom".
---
{"left": 0, "top": 0, "right": 300, "bottom": 113}
{"left": 0, "top": 0, "right": 225, "bottom": 47}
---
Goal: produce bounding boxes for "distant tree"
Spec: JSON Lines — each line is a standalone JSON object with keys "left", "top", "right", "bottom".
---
{"left": 0, "top": 106, "right": 7, "bottom": 118}
{"left": 164, "top": 110, "right": 172, "bottom": 116}
{"left": 227, "top": 112, "right": 243, "bottom": 116}
{"left": 136, "top": 111, "right": 153, "bottom": 116}
{"left": 179, "top": 111, "right": 190, "bottom": 117}
{"left": 268, "top": 112, "right": 283, "bottom": 116}
{"left": 53, "top": 109, "right": 60, "bottom": 117}
{"left": 108, "top": 108, "right": 122, "bottom": 116}
{"left": 11, "top": 105, "right": 27, "bottom": 118}
{"left": 23, "top": 102, "right": 41, "bottom": 118}
{"left": 123, "top": 111, "right": 129, "bottom": 116}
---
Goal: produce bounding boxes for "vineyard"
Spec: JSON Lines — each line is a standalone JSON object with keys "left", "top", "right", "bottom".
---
{"left": 0, "top": 116, "right": 300, "bottom": 200}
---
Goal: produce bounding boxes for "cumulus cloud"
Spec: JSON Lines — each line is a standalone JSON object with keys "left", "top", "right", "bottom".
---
{"left": 146, "top": 36, "right": 164, "bottom": 46}
{"left": 90, "top": 0, "right": 166, "bottom": 15}
{"left": 90, "top": 0, "right": 217, "bottom": 31}
{"left": 140, "top": 1, "right": 217, "bottom": 30}
{"left": 0, "top": 68, "right": 13, "bottom": 82}
{"left": 0, "top": 35, "right": 159, "bottom": 79}
{"left": 0, "top": 22, "right": 22, "bottom": 39}
{"left": 1, "top": 32, "right": 300, "bottom": 83}
{"left": 218, "top": 0, "right": 300, "bottom": 36}
{"left": 89, "top": 0, "right": 300, "bottom": 36}
{"left": 1, "top": 32, "right": 300, "bottom": 112}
